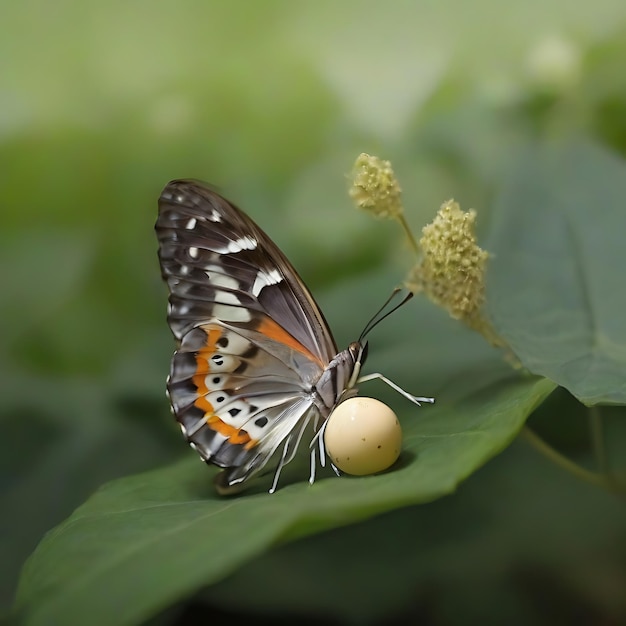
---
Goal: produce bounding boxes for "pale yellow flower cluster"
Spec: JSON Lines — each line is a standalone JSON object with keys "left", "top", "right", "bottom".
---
{"left": 409, "top": 200, "right": 504, "bottom": 347}
{"left": 349, "top": 153, "right": 403, "bottom": 220}
{"left": 349, "top": 152, "right": 504, "bottom": 349}
{"left": 409, "top": 200, "right": 487, "bottom": 320}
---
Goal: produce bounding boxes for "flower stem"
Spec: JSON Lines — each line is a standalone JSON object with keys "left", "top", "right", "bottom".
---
{"left": 589, "top": 405, "right": 608, "bottom": 473}
{"left": 521, "top": 426, "right": 624, "bottom": 494}
{"left": 396, "top": 214, "right": 420, "bottom": 257}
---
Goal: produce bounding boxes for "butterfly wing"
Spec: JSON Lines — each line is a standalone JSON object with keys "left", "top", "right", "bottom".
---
{"left": 157, "top": 180, "right": 337, "bottom": 360}
{"left": 156, "top": 180, "right": 338, "bottom": 492}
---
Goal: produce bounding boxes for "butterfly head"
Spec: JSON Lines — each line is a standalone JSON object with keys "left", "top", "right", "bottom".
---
{"left": 350, "top": 339, "right": 368, "bottom": 361}
{"left": 345, "top": 340, "right": 368, "bottom": 390}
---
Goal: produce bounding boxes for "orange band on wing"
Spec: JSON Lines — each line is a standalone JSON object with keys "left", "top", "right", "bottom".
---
{"left": 206, "top": 415, "right": 257, "bottom": 448}
{"left": 191, "top": 325, "right": 259, "bottom": 450}
{"left": 192, "top": 326, "right": 222, "bottom": 413}
{"left": 256, "top": 317, "right": 320, "bottom": 363}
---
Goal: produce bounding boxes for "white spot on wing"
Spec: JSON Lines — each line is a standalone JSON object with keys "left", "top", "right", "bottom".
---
{"left": 214, "top": 290, "right": 240, "bottom": 305}
{"left": 209, "top": 209, "right": 221, "bottom": 222}
{"left": 213, "top": 303, "right": 251, "bottom": 322}
{"left": 213, "top": 291, "right": 251, "bottom": 322}
{"left": 213, "top": 331, "right": 251, "bottom": 355}
{"left": 206, "top": 353, "right": 240, "bottom": 372}
{"left": 223, "top": 236, "right": 257, "bottom": 253}
{"left": 188, "top": 247, "right": 199, "bottom": 258}
{"left": 185, "top": 218, "right": 197, "bottom": 230}
{"left": 216, "top": 400, "right": 255, "bottom": 428}
{"left": 252, "top": 268, "right": 282, "bottom": 297}
{"left": 208, "top": 271, "right": 238, "bottom": 291}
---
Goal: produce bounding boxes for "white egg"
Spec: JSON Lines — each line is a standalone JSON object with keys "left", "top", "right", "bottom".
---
{"left": 324, "top": 397, "right": 402, "bottom": 476}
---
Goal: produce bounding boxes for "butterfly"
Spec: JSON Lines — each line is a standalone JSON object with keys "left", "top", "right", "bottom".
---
{"left": 156, "top": 179, "right": 433, "bottom": 494}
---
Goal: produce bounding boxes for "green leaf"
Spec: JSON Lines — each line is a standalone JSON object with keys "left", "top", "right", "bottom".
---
{"left": 203, "top": 418, "right": 626, "bottom": 624}
{"left": 14, "top": 369, "right": 554, "bottom": 626}
{"left": 487, "top": 140, "right": 626, "bottom": 406}
{"left": 0, "top": 369, "right": 181, "bottom": 613}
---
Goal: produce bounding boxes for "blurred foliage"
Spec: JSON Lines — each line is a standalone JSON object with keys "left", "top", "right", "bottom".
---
{"left": 2, "top": 1, "right": 626, "bottom": 625}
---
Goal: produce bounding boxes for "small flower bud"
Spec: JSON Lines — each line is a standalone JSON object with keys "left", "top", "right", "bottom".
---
{"left": 408, "top": 200, "right": 503, "bottom": 347}
{"left": 349, "top": 153, "right": 403, "bottom": 220}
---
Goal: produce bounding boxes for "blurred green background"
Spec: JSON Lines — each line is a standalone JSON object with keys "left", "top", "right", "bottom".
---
{"left": 3, "top": 1, "right": 626, "bottom": 624}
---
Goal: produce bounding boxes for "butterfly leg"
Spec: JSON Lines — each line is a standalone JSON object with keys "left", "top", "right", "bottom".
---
{"left": 309, "top": 448, "right": 317, "bottom": 485}
{"left": 356, "top": 373, "right": 435, "bottom": 406}
{"left": 317, "top": 419, "right": 329, "bottom": 468}
{"left": 308, "top": 419, "right": 327, "bottom": 485}
{"left": 309, "top": 415, "right": 340, "bottom": 485}
{"left": 269, "top": 414, "right": 312, "bottom": 494}
{"left": 269, "top": 439, "right": 291, "bottom": 494}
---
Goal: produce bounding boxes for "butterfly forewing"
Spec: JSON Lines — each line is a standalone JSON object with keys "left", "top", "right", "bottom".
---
{"left": 156, "top": 180, "right": 353, "bottom": 492}
{"left": 157, "top": 181, "right": 337, "bottom": 359}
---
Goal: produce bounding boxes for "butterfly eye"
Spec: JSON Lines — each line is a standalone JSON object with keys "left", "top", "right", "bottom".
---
{"left": 323, "top": 397, "right": 402, "bottom": 476}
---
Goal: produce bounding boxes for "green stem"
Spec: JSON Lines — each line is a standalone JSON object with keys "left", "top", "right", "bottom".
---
{"left": 521, "top": 426, "right": 624, "bottom": 494}
{"left": 589, "top": 405, "right": 609, "bottom": 474}
{"left": 396, "top": 214, "right": 420, "bottom": 257}
{"left": 588, "top": 405, "right": 622, "bottom": 491}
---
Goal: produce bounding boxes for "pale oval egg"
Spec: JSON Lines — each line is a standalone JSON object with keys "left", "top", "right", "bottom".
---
{"left": 324, "top": 397, "right": 402, "bottom": 476}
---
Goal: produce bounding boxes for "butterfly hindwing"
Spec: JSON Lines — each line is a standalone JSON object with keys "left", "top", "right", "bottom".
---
{"left": 168, "top": 322, "right": 316, "bottom": 475}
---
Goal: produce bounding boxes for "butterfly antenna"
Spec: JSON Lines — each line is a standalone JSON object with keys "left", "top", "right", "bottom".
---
{"left": 357, "top": 288, "right": 436, "bottom": 406}
{"left": 359, "top": 288, "right": 413, "bottom": 342}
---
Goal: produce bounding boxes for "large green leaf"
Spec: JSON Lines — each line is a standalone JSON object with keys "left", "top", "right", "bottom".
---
{"left": 487, "top": 140, "right": 626, "bottom": 405}
{"left": 203, "top": 420, "right": 626, "bottom": 624}
{"left": 0, "top": 365, "right": 182, "bottom": 614}
{"left": 13, "top": 353, "right": 554, "bottom": 626}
